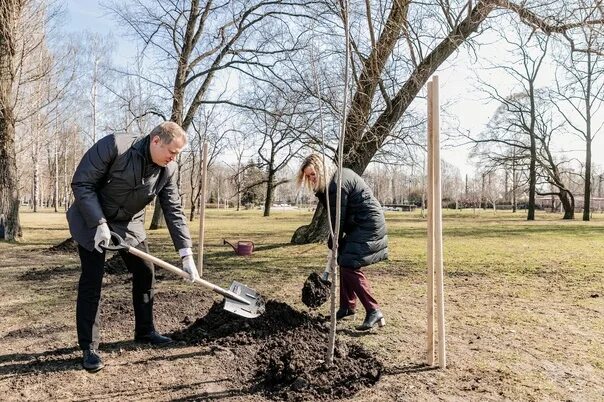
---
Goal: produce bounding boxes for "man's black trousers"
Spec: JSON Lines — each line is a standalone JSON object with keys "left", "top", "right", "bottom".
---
{"left": 76, "top": 241, "right": 155, "bottom": 350}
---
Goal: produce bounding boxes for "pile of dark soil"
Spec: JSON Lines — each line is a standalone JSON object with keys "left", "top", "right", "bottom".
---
{"left": 173, "top": 299, "right": 382, "bottom": 401}
{"left": 301, "top": 272, "right": 331, "bottom": 308}
{"left": 47, "top": 238, "right": 78, "bottom": 253}
{"left": 104, "top": 254, "right": 128, "bottom": 275}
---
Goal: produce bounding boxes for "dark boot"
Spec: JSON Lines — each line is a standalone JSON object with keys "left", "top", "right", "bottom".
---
{"left": 82, "top": 349, "right": 104, "bottom": 372}
{"left": 135, "top": 330, "right": 173, "bottom": 346}
{"left": 356, "top": 309, "right": 385, "bottom": 331}
{"left": 335, "top": 307, "right": 357, "bottom": 320}
{"left": 133, "top": 290, "right": 155, "bottom": 336}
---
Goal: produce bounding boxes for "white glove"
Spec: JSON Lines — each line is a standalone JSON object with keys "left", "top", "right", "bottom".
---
{"left": 93, "top": 223, "right": 111, "bottom": 253}
{"left": 182, "top": 255, "right": 200, "bottom": 283}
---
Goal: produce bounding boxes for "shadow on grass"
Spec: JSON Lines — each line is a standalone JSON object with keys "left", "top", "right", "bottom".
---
{"left": 18, "top": 265, "right": 79, "bottom": 282}
{"left": 0, "top": 339, "right": 210, "bottom": 376}
{"left": 338, "top": 328, "right": 385, "bottom": 338}
{"left": 171, "top": 387, "right": 252, "bottom": 401}
{"left": 106, "top": 381, "right": 253, "bottom": 401}
{"left": 382, "top": 363, "right": 438, "bottom": 375}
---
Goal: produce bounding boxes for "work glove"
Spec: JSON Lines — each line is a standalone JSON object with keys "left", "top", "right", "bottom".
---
{"left": 93, "top": 222, "right": 111, "bottom": 253}
{"left": 179, "top": 248, "right": 200, "bottom": 283}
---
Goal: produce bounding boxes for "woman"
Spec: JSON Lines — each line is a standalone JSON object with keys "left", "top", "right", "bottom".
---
{"left": 298, "top": 154, "right": 388, "bottom": 330}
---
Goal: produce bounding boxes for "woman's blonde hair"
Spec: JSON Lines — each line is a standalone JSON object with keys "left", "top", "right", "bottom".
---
{"left": 297, "top": 153, "right": 332, "bottom": 193}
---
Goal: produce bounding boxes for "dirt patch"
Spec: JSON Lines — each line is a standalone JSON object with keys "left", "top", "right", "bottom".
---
{"left": 301, "top": 272, "right": 331, "bottom": 309}
{"left": 99, "top": 283, "right": 215, "bottom": 339}
{"left": 102, "top": 254, "right": 167, "bottom": 283}
{"left": 3, "top": 324, "right": 70, "bottom": 340}
{"left": 104, "top": 254, "right": 128, "bottom": 275}
{"left": 173, "top": 299, "right": 382, "bottom": 401}
{"left": 47, "top": 238, "right": 78, "bottom": 253}
{"left": 19, "top": 265, "right": 78, "bottom": 282}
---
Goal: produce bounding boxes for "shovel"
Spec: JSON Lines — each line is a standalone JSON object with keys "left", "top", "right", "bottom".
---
{"left": 103, "top": 232, "right": 265, "bottom": 318}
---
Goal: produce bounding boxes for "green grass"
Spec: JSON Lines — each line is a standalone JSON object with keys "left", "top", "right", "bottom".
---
{"left": 2, "top": 207, "right": 604, "bottom": 400}
{"left": 8, "top": 207, "right": 604, "bottom": 287}
{"left": 11, "top": 206, "right": 603, "bottom": 318}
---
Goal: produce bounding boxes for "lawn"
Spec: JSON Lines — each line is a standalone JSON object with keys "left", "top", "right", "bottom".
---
{"left": 0, "top": 207, "right": 602, "bottom": 401}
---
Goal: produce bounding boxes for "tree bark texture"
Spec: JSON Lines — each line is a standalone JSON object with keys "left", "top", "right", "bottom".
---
{"left": 263, "top": 168, "right": 275, "bottom": 217}
{"left": 148, "top": 202, "right": 165, "bottom": 230}
{"left": 291, "top": 202, "right": 330, "bottom": 244}
{"left": 561, "top": 189, "right": 574, "bottom": 220}
{"left": 583, "top": 137, "right": 591, "bottom": 221}
{"left": 0, "top": 0, "right": 24, "bottom": 240}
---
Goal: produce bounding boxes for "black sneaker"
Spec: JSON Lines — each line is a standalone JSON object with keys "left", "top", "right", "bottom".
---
{"left": 356, "top": 309, "right": 386, "bottom": 331}
{"left": 134, "top": 330, "right": 173, "bottom": 346}
{"left": 82, "top": 349, "right": 104, "bottom": 372}
{"left": 335, "top": 307, "right": 356, "bottom": 320}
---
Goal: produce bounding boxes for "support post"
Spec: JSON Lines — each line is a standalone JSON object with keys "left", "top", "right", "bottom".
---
{"left": 427, "top": 76, "right": 446, "bottom": 368}
{"left": 426, "top": 81, "right": 435, "bottom": 366}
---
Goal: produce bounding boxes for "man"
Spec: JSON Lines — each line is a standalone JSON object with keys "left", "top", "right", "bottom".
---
{"left": 67, "top": 121, "right": 200, "bottom": 372}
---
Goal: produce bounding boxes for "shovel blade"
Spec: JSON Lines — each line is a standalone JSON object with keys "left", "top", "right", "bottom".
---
{"left": 224, "top": 281, "right": 265, "bottom": 318}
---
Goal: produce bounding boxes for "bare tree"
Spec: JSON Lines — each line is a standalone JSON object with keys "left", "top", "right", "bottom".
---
{"left": 468, "top": 19, "right": 550, "bottom": 220}
{"left": 225, "top": 128, "right": 256, "bottom": 211}
{"left": 242, "top": 84, "right": 310, "bottom": 216}
{"left": 0, "top": 0, "right": 65, "bottom": 239}
{"left": 183, "top": 105, "right": 230, "bottom": 220}
{"left": 294, "top": 0, "right": 604, "bottom": 242}
{"left": 105, "top": 0, "right": 311, "bottom": 228}
{"left": 533, "top": 112, "right": 576, "bottom": 219}
{"left": 551, "top": 17, "right": 604, "bottom": 220}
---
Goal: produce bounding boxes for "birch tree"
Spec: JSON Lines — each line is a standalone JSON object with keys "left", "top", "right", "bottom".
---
{"left": 0, "top": 0, "right": 61, "bottom": 239}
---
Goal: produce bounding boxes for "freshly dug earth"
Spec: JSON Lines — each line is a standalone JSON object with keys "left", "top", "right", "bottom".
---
{"left": 173, "top": 300, "right": 382, "bottom": 401}
{"left": 301, "top": 272, "right": 331, "bottom": 308}
{"left": 104, "top": 254, "right": 128, "bottom": 275}
{"left": 47, "top": 237, "right": 78, "bottom": 253}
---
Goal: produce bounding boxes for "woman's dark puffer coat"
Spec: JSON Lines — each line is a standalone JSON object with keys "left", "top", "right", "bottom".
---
{"left": 316, "top": 168, "right": 388, "bottom": 269}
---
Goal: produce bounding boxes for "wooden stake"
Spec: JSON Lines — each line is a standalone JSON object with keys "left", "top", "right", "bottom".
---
{"left": 426, "top": 81, "right": 435, "bottom": 366}
{"left": 431, "top": 76, "right": 447, "bottom": 369}
{"left": 197, "top": 141, "right": 208, "bottom": 277}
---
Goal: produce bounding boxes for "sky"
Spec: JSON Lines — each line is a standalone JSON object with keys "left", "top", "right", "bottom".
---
{"left": 64, "top": 1, "right": 603, "bottom": 179}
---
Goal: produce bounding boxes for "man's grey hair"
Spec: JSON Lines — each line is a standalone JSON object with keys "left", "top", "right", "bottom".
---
{"left": 149, "top": 121, "right": 187, "bottom": 144}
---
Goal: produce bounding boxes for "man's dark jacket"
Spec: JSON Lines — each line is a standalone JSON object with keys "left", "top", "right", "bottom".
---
{"left": 67, "top": 134, "right": 192, "bottom": 252}
{"left": 317, "top": 168, "right": 388, "bottom": 269}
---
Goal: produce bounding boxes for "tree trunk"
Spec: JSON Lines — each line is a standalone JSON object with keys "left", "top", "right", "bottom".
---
{"left": 33, "top": 156, "right": 39, "bottom": 212}
{"left": 560, "top": 189, "right": 574, "bottom": 220}
{"left": 0, "top": 111, "right": 21, "bottom": 240}
{"left": 512, "top": 157, "right": 517, "bottom": 213}
{"left": 54, "top": 139, "right": 59, "bottom": 212}
{"left": 583, "top": 140, "right": 591, "bottom": 221}
{"left": 291, "top": 202, "right": 329, "bottom": 244}
{"left": 189, "top": 203, "right": 196, "bottom": 221}
{"left": 149, "top": 202, "right": 165, "bottom": 229}
{"left": 527, "top": 153, "right": 536, "bottom": 220}
{"left": 263, "top": 168, "right": 275, "bottom": 217}
{"left": 527, "top": 82, "right": 537, "bottom": 221}
{"left": 0, "top": 0, "right": 23, "bottom": 240}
